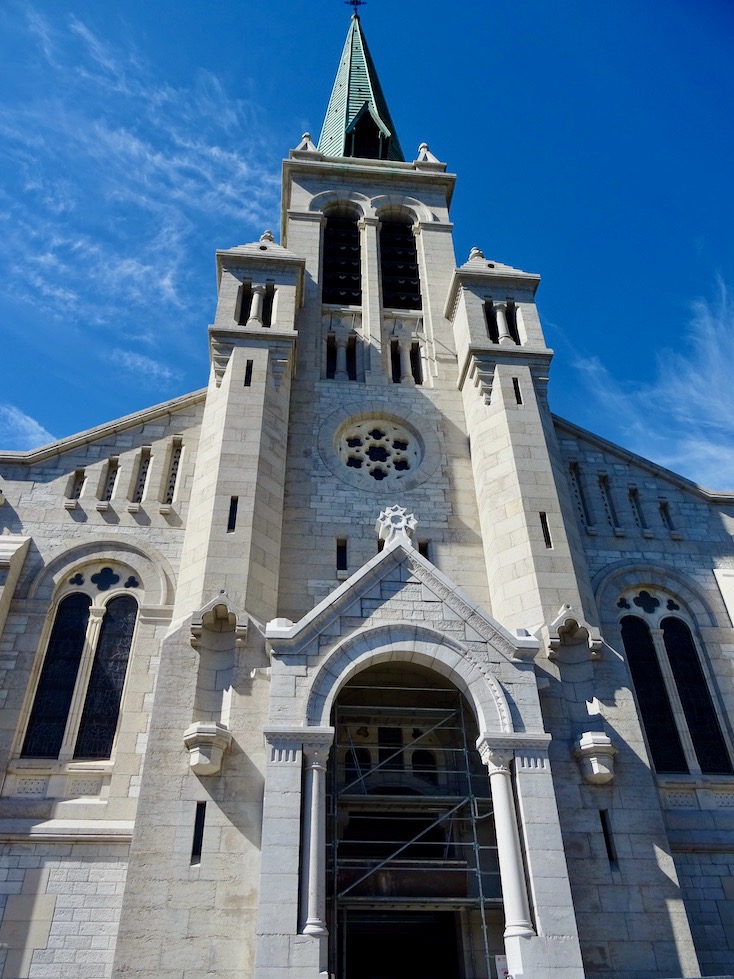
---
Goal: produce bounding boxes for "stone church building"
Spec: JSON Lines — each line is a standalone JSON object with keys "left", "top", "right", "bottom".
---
{"left": 1, "top": 13, "right": 734, "bottom": 979}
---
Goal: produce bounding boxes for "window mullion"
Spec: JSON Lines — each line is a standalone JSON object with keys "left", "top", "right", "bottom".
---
{"left": 649, "top": 627, "right": 700, "bottom": 774}
{"left": 58, "top": 605, "right": 105, "bottom": 761}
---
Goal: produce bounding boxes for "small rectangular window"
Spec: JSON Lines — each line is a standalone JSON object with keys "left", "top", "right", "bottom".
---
{"left": 244, "top": 360, "right": 253, "bottom": 387}
{"left": 163, "top": 437, "right": 183, "bottom": 505}
{"left": 336, "top": 538, "right": 348, "bottom": 572}
{"left": 377, "top": 538, "right": 385, "bottom": 553}
{"left": 191, "top": 802, "right": 206, "bottom": 866}
{"left": 598, "top": 474, "right": 620, "bottom": 530}
{"left": 628, "top": 486, "right": 647, "bottom": 530}
{"left": 418, "top": 540, "right": 430, "bottom": 560}
{"left": 569, "top": 462, "right": 593, "bottom": 529}
{"left": 659, "top": 499, "right": 675, "bottom": 532}
{"left": 68, "top": 469, "right": 86, "bottom": 500}
{"left": 262, "top": 281, "right": 276, "bottom": 327}
{"left": 101, "top": 457, "right": 120, "bottom": 502}
{"left": 410, "top": 341, "right": 423, "bottom": 385}
{"left": 227, "top": 497, "right": 239, "bottom": 533}
{"left": 539, "top": 511, "right": 553, "bottom": 548}
{"left": 237, "top": 281, "right": 253, "bottom": 325}
{"left": 131, "top": 447, "right": 151, "bottom": 503}
{"left": 512, "top": 377, "right": 523, "bottom": 404}
{"left": 484, "top": 301, "right": 499, "bottom": 343}
{"left": 599, "top": 809, "right": 617, "bottom": 867}
{"left": 390, "top": 339, "right": 401, "bottom": 383}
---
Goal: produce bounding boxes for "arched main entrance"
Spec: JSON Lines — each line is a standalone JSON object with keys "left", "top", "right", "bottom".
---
{"left": 327, "top": 662, "right": 503, "bottom": 979}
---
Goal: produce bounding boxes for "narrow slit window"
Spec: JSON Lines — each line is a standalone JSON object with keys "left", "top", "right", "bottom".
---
{"left": 336, "top": 538, "right": 348, "bottom": 573}
{"left": 191, "top": 802, "right": 206, "bottom": 866}
{"left": 377, "top": 539, "right": 385, "bottom": 553}
{"left": 390, "top": 339, "right": 401, "bottom": 383}
{"left": 418, "top": 540, "right": 430, "bottom": 560}
{"left": 409, "top": 341, "right": 423, "bottom": 385}
{"left": 346, "top": 335, "right": 358, "bottom": 381}
{"left": 227, "top": 497, "right": 239, "bottom": 533}
{"left": 598, "top": 474, "right": 620, "bottom": 530}
{"left": 629, "top": 487, "right": 647, "bottom": 530}
{"left": 163, "top": 437, "right": 183, "bottom": 506}
{"left": 244, "top": 360, "right": 254, "bottom": 387}
{"left": 599, "top": 810, "right": 617, "bottom": 866}
{"left": 484, "top": 301, "right": 499, "bottom": 343}
{"left": 262, "top": 282, "right": 275, "bottom": 327}
{"left": 540, "top": 511, "right": 553, "bottom": 548}
{"left": 69, "top": 469, "right": 86, "bottom": 500}
{"left": 101, "top": 457, "right": 120, "bottom": 502}
{"left": 512, "top": 377, "right": 523, "bottom": 404}
{"left": 659, "top": 499, "right": 675, "bottom": 532}
{"left": 326, "top": 335, "right": 337, "bottom": 379}
{"left": 237, "top": 281, "right": 253, "bottom": 325}
{"left": 131, "top": 448, "right": 151, "bottom": 504}
{"left": 506, "top": 301, "right": 521, "bottom": 344}
{"left": 569, "top": 462, "right": 593, "bottom": 528}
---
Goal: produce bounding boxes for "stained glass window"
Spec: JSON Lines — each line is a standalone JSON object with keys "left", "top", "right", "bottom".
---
{"left": 74, "top": 596, "right": 137, "bottom": 759}
{"left": 21, "top": 594, "right": 91, "bottom": 758}
{"left": 662, "top": 617, "right": 732, "bottom": 775}
{"left": 620, "top": 615, "right": 688, "bottom": 773}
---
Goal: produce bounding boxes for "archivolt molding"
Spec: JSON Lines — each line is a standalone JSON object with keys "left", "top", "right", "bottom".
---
{"left": 24, "top": 536, "right": 176, "bottom": 607}
{"left": 371, "top": 194, "right": 435, "bottom": 225}
{"left": 593, "top": 561, "right": 719, "bottom": 629}
{"left": 304, "top": 620, "right": 514, "bottom": 735}
{"left": 308, "top": 191, "right": 370, "bottom": 217}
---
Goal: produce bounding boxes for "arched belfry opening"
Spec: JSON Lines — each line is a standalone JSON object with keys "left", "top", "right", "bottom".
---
{"left": 327, "top": 661, "right": 503, "bottom": 979}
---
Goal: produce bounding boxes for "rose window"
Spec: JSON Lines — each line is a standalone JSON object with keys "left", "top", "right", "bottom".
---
{"left": 337, "top": 421, "right": 421, "bottom": 481}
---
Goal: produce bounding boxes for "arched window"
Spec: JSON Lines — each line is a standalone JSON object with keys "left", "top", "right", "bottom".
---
{"left": 619, "top": 598, "right": 732, "bottom": 775}
{"left": 322, "top": 210, "right": 361, "bottom": 306}
{"left": 379, "top": 217, "right": 421, "bottom": 310}
{"left": 21, "top": 589, "right": 137, "bottom": 761}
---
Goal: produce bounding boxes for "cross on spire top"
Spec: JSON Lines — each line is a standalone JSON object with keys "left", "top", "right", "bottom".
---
{"left": 345, "top": 0, "right": 367, "bottom": 14}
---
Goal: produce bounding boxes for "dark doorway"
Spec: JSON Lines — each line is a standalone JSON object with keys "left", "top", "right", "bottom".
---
{"left": 342, "top": 910, "right": 460, "bottom": 979}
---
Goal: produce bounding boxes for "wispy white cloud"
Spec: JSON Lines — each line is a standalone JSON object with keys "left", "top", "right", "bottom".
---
{"left": 0, "top": 9, "right": 279, "bottom": 395}
{"left": 0, "top": 405, "right": 55, "bottom": 451}
{"left": 572, "top": 282, "right": 734, "bottom": 489}
{"left": 107, "top": 349, "right": 182, "bottom": 385}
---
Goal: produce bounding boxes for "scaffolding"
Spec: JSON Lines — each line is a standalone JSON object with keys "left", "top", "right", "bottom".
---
{"left": 327, "top": 681, "right": 502, "bottom": 979}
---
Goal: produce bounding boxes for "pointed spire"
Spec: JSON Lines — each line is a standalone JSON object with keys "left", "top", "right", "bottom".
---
{"left": 317, "top": 13, "right": 404, "bottom": 162}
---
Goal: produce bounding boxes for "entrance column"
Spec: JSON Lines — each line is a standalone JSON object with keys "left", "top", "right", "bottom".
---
{"left": 476, "top": 738, "right": 534, "bottom": 939}
{"left": 302, "top": 735, "right": 334, "bottom": 937}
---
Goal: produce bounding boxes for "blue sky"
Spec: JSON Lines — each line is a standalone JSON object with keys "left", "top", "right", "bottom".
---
{"left": 1, "top": 1, "right": 733, "bottom": 488}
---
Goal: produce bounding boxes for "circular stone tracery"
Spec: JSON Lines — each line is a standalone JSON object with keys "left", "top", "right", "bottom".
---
{"left": 337, "top": 420, "right": 421, "bottom": 481}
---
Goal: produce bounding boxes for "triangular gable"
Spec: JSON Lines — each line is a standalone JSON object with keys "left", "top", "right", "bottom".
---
{"left": 266, "top": 537, "right": 537, "bottom": 663}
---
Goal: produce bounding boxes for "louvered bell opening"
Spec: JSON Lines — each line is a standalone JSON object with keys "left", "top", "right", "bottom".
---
{"left": 323, "top": 215, "right": 362, "bottom": 305}
{"left": 380, "top": 221, "right": 421, "bottom": 310}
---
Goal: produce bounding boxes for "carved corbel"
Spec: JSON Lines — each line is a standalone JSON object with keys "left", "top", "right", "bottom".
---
{"left": 183, "top": 721, "right": 233, "bottom": 776}
{"left": 574, "top": 731, "right": 617, "bottom": 785}
{"left": 190, "top": 591, "right": 248, "bottom": 650}
{"left": 546, "top": 604, "right": 603, "bottom": 660}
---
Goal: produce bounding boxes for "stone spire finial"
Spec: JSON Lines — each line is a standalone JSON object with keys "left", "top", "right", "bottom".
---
{"left": 468, "top": 246, "right": 485, "bottom": 261}
{"left": 259, "top": 230, "right": 275, "bottom": 244}
{"left": 376, "top": 505, "right": 418, "bottom": 547}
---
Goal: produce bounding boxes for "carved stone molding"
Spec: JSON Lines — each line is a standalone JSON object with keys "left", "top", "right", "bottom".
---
{"left": 183, "top": 721, "right": 232, "bottom": 776}
{"left": 574, "top": 731, "right": 617, "bottom": 784}
{"left": 546, "top": 603, "right": 603, "bottom": 660}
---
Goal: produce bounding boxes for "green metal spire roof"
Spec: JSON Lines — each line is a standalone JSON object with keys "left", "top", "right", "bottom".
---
{"left": 317, "top": 14, "right": 405, "bottom": 162}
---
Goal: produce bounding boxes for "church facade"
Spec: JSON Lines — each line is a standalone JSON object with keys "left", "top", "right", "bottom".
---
{"left": 1, "top": 14, "right": 734, "bottom": 979}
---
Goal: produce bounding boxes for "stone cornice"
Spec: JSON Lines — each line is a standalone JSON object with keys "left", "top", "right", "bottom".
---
{"left": 0, "top": 819, "right": 134, "bottom": 844}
